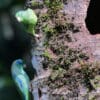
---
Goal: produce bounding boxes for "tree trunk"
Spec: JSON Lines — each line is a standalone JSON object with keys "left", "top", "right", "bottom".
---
{"left": 27, "top": 0, "right": 100, "bottom": 99}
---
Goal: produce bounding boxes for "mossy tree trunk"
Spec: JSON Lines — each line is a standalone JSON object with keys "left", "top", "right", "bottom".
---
{"left": 26, "top": 0, "right": 100, "bottom": 100}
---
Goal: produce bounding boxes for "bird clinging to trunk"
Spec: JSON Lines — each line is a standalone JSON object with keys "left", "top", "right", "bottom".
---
{"left": 11, "top": 59, "right": 30, "bottom": 100}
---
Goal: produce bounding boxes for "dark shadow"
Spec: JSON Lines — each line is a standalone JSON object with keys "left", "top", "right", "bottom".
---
{"left": 85, "top": 0, "right": 100, "bottom": 35}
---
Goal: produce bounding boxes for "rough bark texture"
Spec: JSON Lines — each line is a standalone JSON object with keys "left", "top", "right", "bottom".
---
{"left": 26, "top": 0, "right": 100, "bottom": 100}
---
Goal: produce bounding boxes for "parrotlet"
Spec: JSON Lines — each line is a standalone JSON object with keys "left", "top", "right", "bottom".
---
{"left": 11, "top": 59, "right": 30, "bottom": 100}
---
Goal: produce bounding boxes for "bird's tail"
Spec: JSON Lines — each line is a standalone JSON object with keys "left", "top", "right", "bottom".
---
{"left": 24, "top": 93, "right": 29, "bottom": 100}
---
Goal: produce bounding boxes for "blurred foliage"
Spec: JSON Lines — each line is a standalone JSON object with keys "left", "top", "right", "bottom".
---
{"left": 0, "top": 0, "right": 25, "bottom": 11}
{"left": 0, "top": 0, "right": 28, "bottom": 100}
{"left": 0, "top": 0, "right": 12, "bottom": 9}
{"left": 0, "top": 75, "right": 21, "bottom": 100}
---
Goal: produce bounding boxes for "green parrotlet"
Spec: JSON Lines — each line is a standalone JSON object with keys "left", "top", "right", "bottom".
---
{"left": 15, "top": 8, "right": 38, "bottom": 35}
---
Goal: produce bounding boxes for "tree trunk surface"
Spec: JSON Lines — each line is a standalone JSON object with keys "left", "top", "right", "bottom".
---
{"left": 27, "top": 0, "right": 100, "bottom": 100}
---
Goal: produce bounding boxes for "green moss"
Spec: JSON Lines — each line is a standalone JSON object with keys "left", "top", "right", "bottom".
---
{"left": 60, "top": 96, "right": 64, "bottom": 100}
{"left": 90, "top": 75, "right": 100, "bottom": 90}
{"left": 31, "top": 1, "right": 39, "bottom": 6}
{"left": 40, "top": 13, "right": 50, "bottom": 22}
{"left": 89, "top": 90, "right": 100, "bottom": 100}
{"left": 43, "top": 50, "right": 51, "bottom": 59}
{"left": 64, "top": 59, "right": 71, "bottom": 68}
{"left": 81, "top": 63, "right": 95, "bottom": 91}
{"left": 50, "top": 67, "right": 66, "bottom": 81}
{"left": 46, "top": 0, "right": 63, "bottom": 16}
{"left": 44, "top": 0, "right": 50, "bottom": 6}
{"left": 48, "top": 0, "right": 63, "bottom": 10}
{"left": 31, "top": 1, "right": 43, "bottom": 7}
{"left": 43, "top": 24, "right": 56, "bottom": 36}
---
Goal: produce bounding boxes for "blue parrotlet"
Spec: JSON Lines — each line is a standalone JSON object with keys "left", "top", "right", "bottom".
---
{"left": 11, "top": 59, "right": 30, "bottom": 100}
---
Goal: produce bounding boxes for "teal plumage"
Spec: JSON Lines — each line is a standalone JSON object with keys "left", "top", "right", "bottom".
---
{"left": 11, "top": 59, "right": 30, "bottom": 100}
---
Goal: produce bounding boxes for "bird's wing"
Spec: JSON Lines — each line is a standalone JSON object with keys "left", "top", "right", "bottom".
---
{"left": 15, "top": 74, "right": 29, "bottom": 99}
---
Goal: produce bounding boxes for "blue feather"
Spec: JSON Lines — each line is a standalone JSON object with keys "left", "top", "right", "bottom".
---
{"left": 11, "top": 59, "right": 30, "bottom": 100}
{"left": 16, "top": 59, "right": 23, "bottom": 65}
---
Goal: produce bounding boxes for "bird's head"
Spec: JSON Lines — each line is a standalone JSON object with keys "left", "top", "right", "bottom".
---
{"left": 15, "top": 59, "right": 26, "bottom": 68}
{"left": 16, "top": 59, "right": 23, "bottom": 64}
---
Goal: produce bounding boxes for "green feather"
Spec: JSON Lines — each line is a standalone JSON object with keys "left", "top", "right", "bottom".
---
{"left": 15, "top": 8, "right": 37, "bottom": 35}
{"left": 11, "top": 59, "right": 30, "bottom": 100}
{"left": 16, "top": 8, "right": 37, "bottom": 25}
